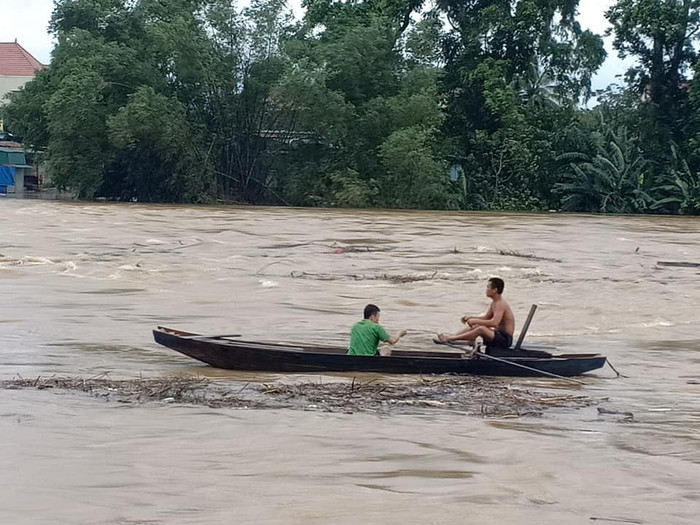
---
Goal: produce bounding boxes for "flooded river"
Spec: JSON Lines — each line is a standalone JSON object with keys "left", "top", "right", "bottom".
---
{"left": 1, "top": 199, "right": 698, "bottom": 524}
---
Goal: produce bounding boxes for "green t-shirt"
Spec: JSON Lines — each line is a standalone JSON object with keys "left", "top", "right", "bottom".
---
{"left": 347, "top": 319, "right": 391, "bottom": 356}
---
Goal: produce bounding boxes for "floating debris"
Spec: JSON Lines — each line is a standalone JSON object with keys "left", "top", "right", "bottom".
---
{"left": 656, "top": 261, "right": 700, "bottom": 268}
{"left": 497, "top": 249, "right": 562, "bottom": 263}
{"left": 0, "top": 376, "right": 232, "bottom": 406}
{"left": 261, "top": 376, "right": 592, "bottom": 416}
{"left": 0, "top": 375, "right": 594, "bottom": 417}
{"left": 597, "top": 407, "right": 634, "bottom": 420}
{"left": 289, "top": 270, "right": 469, "bottom": 284}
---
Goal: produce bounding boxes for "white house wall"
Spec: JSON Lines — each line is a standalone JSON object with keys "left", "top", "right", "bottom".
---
{"left": 0, "top": 75, "right": 33, "bottom": 104}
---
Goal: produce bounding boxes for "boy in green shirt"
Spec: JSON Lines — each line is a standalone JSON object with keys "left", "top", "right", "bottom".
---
{"left": 347, "top": 304, "right": 407, "bottom": 356}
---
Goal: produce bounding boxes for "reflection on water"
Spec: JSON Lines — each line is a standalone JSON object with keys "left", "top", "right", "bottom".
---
{"left": 0, "top": 200, "right": 699, "bottom": 524}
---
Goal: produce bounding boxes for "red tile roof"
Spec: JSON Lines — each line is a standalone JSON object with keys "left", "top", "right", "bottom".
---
{"left": 0, "top": 42, "right": 45, "bottom": 77}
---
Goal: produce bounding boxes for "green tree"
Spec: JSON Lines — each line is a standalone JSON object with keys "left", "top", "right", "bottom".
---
{"left": 437, "top": 1, "right": 605, "bottom": 210}
{"left": 45, "top": 68, "right": 108, "bottom": 198}
{"left": 1, "top": 69, "right": 54, "bottom": 150}
{"left": 276, "top": 4, "right": 451, "bottom": 208}
{"left": 8, "top": 0, "right": 664, "bottom": 214}
{"left": 200, "top": 0, "right": 299, "bottom": 203}
{"left": 555, "top": 122, "right": 653, "bottom": 213}
{"left": 107, "top": 86, "right": 214, "bottom": 202}
{"left": 606, "top": 0, "right": 700, "bottom": 200}
{"left": 607, "top": 0, "right": 699, "bottom": 110}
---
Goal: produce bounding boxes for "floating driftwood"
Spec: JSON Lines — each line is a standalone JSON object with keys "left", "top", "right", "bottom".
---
{"left": 657, "top": 261, "right": 700, "bottom": 268}
{"left": 1, "top": 375, "right": 593, "bottom": 417}
{"left": 497, "top": 249, "right": 562, "bottom": 263}
{"left": 259, "top": 241, "right": 392, "bottom": 253}
{"left": 289, "top": 270, "right": 473, "bottom": 283}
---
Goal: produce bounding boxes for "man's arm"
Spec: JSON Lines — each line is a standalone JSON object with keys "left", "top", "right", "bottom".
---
{"left": 462, "top": 305, "right": 492, "bottom": 325}
{"left": 469, "top": 303, "right": 505, "bottom": 328}
{"left": 387, "top": 330, "right": 407, "bottom": 345}
{"left": 377, "top": 324, "right": 407, "bottom": 346}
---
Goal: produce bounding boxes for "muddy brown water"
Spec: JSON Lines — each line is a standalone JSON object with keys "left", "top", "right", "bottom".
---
{"left": 1, "top": 199, "right": 698, "bottom": 524}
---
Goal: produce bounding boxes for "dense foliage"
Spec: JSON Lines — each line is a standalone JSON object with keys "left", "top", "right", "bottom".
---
{"left": 2, "top": 0, "right": 700, "bottom": 213}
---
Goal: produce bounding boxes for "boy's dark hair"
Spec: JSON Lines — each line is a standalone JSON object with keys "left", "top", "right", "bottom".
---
{"left": 489, "top": 277, "right": 505, "bottom": 294}
{"left": 364, "top": 304, "right": 381, "bottom": 319}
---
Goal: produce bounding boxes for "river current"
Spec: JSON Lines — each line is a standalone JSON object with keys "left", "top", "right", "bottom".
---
{"left": 1, "top": 199, "right": 698, "bottom": 524}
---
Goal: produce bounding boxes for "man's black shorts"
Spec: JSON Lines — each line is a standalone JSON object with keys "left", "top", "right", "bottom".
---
{"left": 489, "top": 329, "right": 513, "bottom": 349}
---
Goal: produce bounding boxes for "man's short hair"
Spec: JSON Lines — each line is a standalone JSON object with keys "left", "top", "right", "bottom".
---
{"left": 364, "top": 304, "right": 381, "bottom": 319}
{"left": 489, "top": 277, "right": 504, "bottom": 294}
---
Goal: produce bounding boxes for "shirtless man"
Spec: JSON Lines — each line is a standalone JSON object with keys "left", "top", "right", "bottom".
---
{"left": 437, "top": 277, "right": 515, "bottom": 348}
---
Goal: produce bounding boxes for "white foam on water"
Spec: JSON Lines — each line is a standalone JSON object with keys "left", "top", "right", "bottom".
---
{"left": 259, "top": 279, "right": 279, "bottom": 288}
{"left": 61, "top": 261, "right": 78, "bottom": 273}
{"left": 20, "top": 256, "right": 56, "bottom": 266}
{"left": 531, "top": 326, "right": 622, "bottom": 337}
{"left": 0, "top": 256, "right": 56, "bottom": 267}
{"left": 633, "top": 319, "right": 673, "bottom": 328}
{"left": 118, "top": 264, "right": 140, "bottom": 271}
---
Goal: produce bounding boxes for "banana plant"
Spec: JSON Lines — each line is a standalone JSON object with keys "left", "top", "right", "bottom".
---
{"left": 555, "top": 123, "right": 653, "bottom": 213}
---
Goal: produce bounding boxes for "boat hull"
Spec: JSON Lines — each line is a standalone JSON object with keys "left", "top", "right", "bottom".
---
{"left": 153, "top": 327, "right": 607, "bottom": 377}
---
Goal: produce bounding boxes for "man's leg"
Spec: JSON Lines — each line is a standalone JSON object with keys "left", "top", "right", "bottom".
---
{"left": 454, "top": 325, "right": 475, "bottom": 336}
{"left": 479, "top": 327, "right": 495, "bottom": 343}
{"left": 439, "top": 326, "right": 493, "bottom": 343}
{"left": 447, "top": 327, "right": 479, "bottom": 342}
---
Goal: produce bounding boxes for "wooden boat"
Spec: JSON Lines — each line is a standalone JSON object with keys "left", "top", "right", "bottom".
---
{"left": 153, "top": 326, "right": 607, "bottom": 378}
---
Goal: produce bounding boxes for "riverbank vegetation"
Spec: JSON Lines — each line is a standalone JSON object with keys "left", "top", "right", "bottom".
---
{"left": 3, "top": 0, "right": 700, "bottom": 214}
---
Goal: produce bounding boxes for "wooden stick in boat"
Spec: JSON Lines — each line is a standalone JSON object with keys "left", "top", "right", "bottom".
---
{"left": 514, "top": 304, "right": 537, "bottom": 350}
